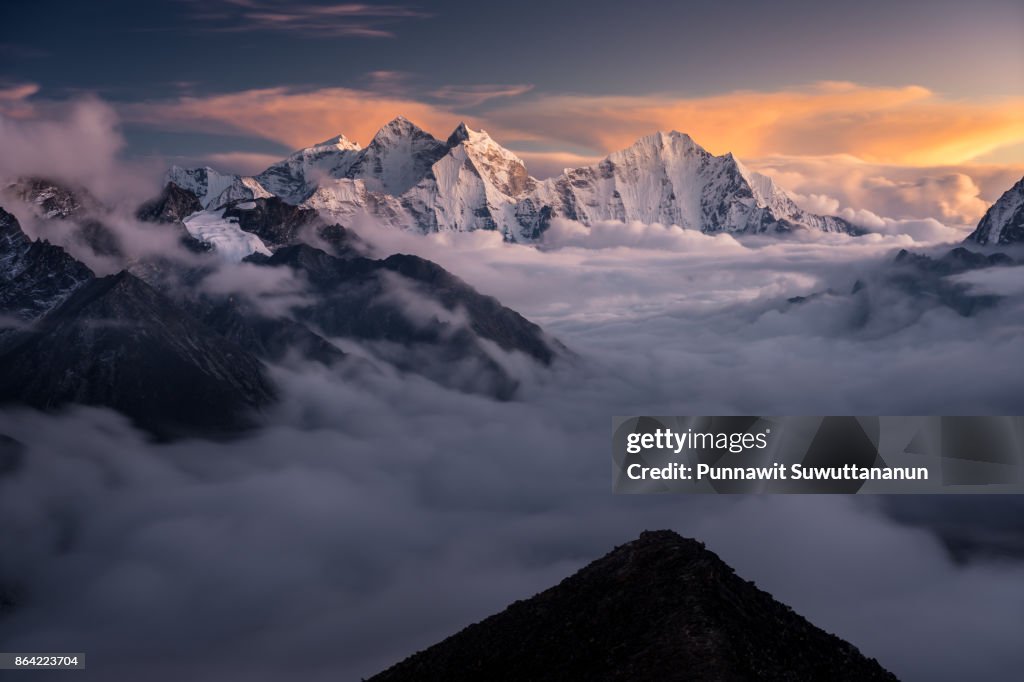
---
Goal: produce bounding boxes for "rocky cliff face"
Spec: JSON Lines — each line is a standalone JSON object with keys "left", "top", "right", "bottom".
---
{"left": 0, "top": 207, "right": 94, "bottom": 321}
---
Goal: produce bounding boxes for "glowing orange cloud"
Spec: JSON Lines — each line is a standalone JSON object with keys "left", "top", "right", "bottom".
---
{"left": 126, "top": 81, "right": 1024, "bottom": 167}
{"left": 125, "top": 87, "right": 466, "bottom": 151}
{"left": 487, "top": 82, "right": 1024, "bottom": 166}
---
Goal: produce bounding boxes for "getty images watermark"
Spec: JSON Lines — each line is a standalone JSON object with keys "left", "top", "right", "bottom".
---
{"left": 612, "top": 416, "right": 1024, "bottom": 494}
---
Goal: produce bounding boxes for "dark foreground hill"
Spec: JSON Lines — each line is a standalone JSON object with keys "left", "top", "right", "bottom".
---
{"left": 370, "top": 531, "right": 896, "bottom": 681}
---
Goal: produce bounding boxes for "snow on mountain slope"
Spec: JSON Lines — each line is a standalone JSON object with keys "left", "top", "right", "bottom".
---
{"left": 525, "top": 132, "right": 855, "bottom": 235}
{"left": 400, "top": 123, "right": 536, "bottom": 238}
{"left": 167, "top": 166, "right": 272, "bottom": 210}
{"left": 735, "top": 161, "right": 854, "bottom": 234}
{"left": 183, "top": 209, "right": 272, "bottom": 261}
{"left": 302, "top": 178, "right": 414, "bottom": 229}
{"left": 251, "top": 118, "right": 447, "bottom": 207}
{"left": 168, "top": 122, "right": 859, "bottom": 241}
{"left": 342, "top": 116, "right": 449, "bottom": 195}
{"left": 256, "top": 135, "right": 361, "bottom": 204}
{"left": 965, "top": 176, "right": 1024, "bottom": 246}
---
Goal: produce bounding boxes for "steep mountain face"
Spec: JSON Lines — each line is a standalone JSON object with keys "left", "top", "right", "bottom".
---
{"left": 0, "top": 207, "right": 94, "bottom": 321}
{"left": 136, "top": 181, "right": 203, "bottom": 223}
{"left": 255, "top": 118, "right": 448, "bottom": 206}
{"left": 166, "top": 166, "right": 273, "bottom": 210}
{"left": 965, "top": 176, "right": 1024, "bottom": 246}
{"left": 221, "top": 197, "right": 324, "bottom": 251}
{"left": 168, "top": 120, "right": 859, "bottom": 242}
{"left": 345, "top": 116, "right": 450, "bottom": 195}
{"left": 256, "top": 134, "right": 362, "bottom": 203}
{"left": 402, "top": 123, "right": 537, "bottom": 236}
{"left": 370, "top": 530, "right": 895, "bottom": 681}
{"left": 524, "top": 132, "right": 857, "bottom": 237}
{"left": 0, "top": 271, "right": 275, "bottom": 437}
{"left": 135, "top": 182, "right": 212, "bottom": 253}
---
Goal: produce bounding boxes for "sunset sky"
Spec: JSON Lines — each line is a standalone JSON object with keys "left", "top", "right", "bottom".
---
{"left": 2, "top": 0, "right": 1023, "bottom": 223}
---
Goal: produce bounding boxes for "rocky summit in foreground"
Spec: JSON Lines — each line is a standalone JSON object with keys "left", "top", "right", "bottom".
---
{"left": 370, "top": 531, "right": 896, "bottom": 681}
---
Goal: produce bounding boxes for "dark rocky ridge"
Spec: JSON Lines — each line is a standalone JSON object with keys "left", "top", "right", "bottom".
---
{"left": 0, "top": 207, "right": 94, "bottom": 321}
{"left": 222, "top": 196, "right": 323, "bottom": 251}
{"left": 136, "top": 181, "right": 204, "bottom": 224}
{"left": 784, "top": 246, "right": 1015, "bottom": 330}
{"left": 248, "top": 244, "right": 557, "bottom": 398}
{"left": 188, "top": 295, "right": 347, "bottom": 367}
{"left": 135, "top": 182, "right": 212, "bottom": 253}
{"left": 370, "top": 530, "right": 896, "bottom": 681}
{"left": 222, "top": 195, "right": 370, "bottom": 259}
{"left": 885, "top": 246, "right": 1012, "bottom": 317}
{"left": 0, "top": 271, "right": 275, "bottom": 438}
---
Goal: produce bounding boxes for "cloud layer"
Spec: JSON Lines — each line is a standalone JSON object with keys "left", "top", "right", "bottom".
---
{"left": 749, "top": 155, "right": 1024, "bottom": 226}
{"left": 1, "top": 224, "right": 1023, "bottom": 681}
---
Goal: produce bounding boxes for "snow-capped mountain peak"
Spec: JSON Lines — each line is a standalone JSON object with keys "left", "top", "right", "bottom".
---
{"left": 370, "top": 116, "right": 434, "bottom": 147}
{"left": 318, "top": 134, "right": 361, "bottom": 151}
{"left": 344, "top": 116, "right": 448, "bottom": 195}
{"left": 443, "top": 122, "right": 535, "bottom": 196}
{"left": 519, "top": 129, "right": 858, "bottom": 236}
{"left": 169, "top": 121, "right": 859, "bottom": 241}
{"left": 445, "top": 121, "right": 476, "bottom": 146}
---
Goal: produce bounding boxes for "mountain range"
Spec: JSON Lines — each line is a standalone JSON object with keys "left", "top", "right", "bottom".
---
{"left": 369, "top": 530, "right": 896, "bottom": 681}
{"left": 1, "top": 121, "right": 1020, "bottom": 435}
{"left": 169, "top": 117, "right": 861, "bottom": 242}
{"left": 0, "top": 179, "right": 559, "bottom": 436}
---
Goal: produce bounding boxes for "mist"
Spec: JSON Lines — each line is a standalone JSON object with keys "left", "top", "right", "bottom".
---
{"left": 2, "top": 208, "right": 1024, "bottom": 681}
{"left": 2, "top": 100, "right": 1024, "bottom": 681}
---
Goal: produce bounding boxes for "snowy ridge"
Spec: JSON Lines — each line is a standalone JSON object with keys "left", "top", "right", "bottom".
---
{"left": 966, "top": 176, "right": 1024, "bottom": 246}
{"left": 168, "top": 166, "right": 272, "bottom": 210}
{"left": 256, "top": 135, "right": 361, "bottom": 203}
{"left": 167, "top": 119, "right": 859, "bottom": 241}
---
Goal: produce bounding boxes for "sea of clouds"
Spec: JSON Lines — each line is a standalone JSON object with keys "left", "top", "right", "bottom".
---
{"left": 1, "top": 100, "right": 1023, "bottom": 681}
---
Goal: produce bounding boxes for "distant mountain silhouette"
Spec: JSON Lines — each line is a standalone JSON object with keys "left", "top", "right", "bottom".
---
{"left": 370, "top": 531, "right": 896, "bottom": 681}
